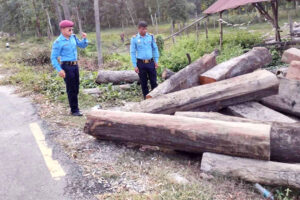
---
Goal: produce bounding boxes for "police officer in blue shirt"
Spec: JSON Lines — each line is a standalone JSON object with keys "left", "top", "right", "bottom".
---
{"left": 130, "top": 21, "right": 160, "bottom": 99}
{"left": 51, "top": 20, "right": 88, "bottom": 116}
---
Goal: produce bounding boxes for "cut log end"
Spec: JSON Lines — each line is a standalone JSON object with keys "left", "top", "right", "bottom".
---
{"left": 199, "top": 76, "right": 217, "bottom": 85}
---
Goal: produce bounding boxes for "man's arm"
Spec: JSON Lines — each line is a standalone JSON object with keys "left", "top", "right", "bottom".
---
{"left": 130, "top": 37, "right": 137, "bottom": 68}
{"left": 75, "top": 33, "right": 88, "bottom": 48}
{"left": 51, "top": 41, "right": 62, "bottom": 72}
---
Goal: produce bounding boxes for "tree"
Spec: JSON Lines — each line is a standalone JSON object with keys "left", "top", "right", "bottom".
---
{"left": 94, "top": 0, "right": 103, "bottom": 67}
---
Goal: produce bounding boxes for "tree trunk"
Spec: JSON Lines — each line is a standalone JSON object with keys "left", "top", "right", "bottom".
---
{"left": 61, "top": 0, "right": 71, "bottom": 20}
{"left": 176, "top": 112, "right": 300, "bottom": 163}
{"left": 32, "top": 0, "right": 42, "bottom": 37}
{"left": 201, "top": 153, "right": 300, "bottom": 188}
{"left": 171, "top": 20, "right": 175, "bottom": 44}
{"left": 84, "top": 110, "right": 271, "bottom": 160}
{"left": 155, "top": 13, "right": 159, "bottom": 35}
{"left": 175, "top": 112, "right": 264, "bottom": 124}
{"left": 261, "top": 78, "right": 300, "bottom": 117}
{"left": 271, "top": 123, "right": 300, "bottom": 163}
{"left": 219, "top": 12, "right": 223, "bottom": 50}
{"left": 96, "top": 70, "right": 139, "bottom": 84}
{"left": 129, "top": 70, "right": 279, "bottom": 114}
{"left": 225, "top": 102, "right": 297, "bottom": 123}
{"left": 161, "top": 68, "right": 175, "bottom": 80}
{"left": 53, "top": 0, "right": 63, "bottom": 24}
{"left": 146, "top": 50, "right": 218, "bottom": 99}
{"left": 126, "top": 0, "right": 135, "bottom": 26}
{"left": 199, "top": 47, "right": 272, "bottom": 84}
{"left": 75, "top": 6, "right": 83, "bottom": 34}
{"left": 94, "top": 0, "right": 103, "bottom": 67}
{"left": 45, "top": 8, "right": 53, "bottom": 38}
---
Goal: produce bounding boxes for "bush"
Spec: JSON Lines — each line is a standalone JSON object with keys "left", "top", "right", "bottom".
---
{"left": 19, "top": 47, "right": 51, "bottom": 66}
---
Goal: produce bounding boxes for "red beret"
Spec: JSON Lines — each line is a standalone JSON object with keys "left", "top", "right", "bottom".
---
{"left": 59, "top": 20, "right": 74, "bottom": 28}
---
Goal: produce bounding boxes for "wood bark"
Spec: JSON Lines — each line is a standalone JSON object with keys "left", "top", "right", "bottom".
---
{"left": 201, "top": 153, "right": 300, "bottom": 188}
{"left": 75, "top": 6, "right": 83, "bottom": 34}
{"left": 146, "top": 51, "right": 218, "bottom": 99}
{"left": 161, "top": 68, "right": 175, "bottom": 80}
{"left": 94, "top": 0, "right": 103, "bottom": 67}
{"left": 176, "top": 112, "right": 300, "bottom": 163}
{"left": 129, "top": 70, "right": 279, "bottom": 114}
{"left": 96, "top": 70, "right": 139, "bottom": 84}
{"left": 261, "top": 78, "right": 300, "bottom": 117}
{"left": 53, "top": 0, "right": 63, "bottom": 23}
{"left": 199, "top": 47, "right": 272, "bottom": 84}
{"left": 271, "top": 123, "right": 300, "bottom": 163}
{"left": 61, "top": 0, "right": 71, "bottom": 20}
{"left": 84, "top": 110, "right": 271, "bottom": 160}
{"left": 226, "top": 102, "right": 297, "bottom": 123}
{"left": 175, "top": 112, "right": 266, "bottom": 124}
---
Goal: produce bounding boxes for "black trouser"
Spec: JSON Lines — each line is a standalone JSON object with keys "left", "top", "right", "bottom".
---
{"left": 62, "top": 64, "right": 80, "bottom": 113}
{"left": 137, "top": 59, "right": 158, "bottom": 98}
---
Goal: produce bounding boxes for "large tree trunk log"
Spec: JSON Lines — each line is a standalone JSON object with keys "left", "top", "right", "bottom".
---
{"left": 199, "top": 47, "right": 272, "bottom": 84}
{"left": 271, "top": 123, "right": 300, "bottom": 163}
{"left": 281, "top": 47, "right": 300, "bottom": 64}
{"left": 161, "top": 68, "right": 175, "bottom": 80}
{"left": 96, "top": 70, "right": 139, "bottom": 84}
{"left": 225, "top": 102, "right": 297, "bottom": 123}
{"left": 84, "top": 110, "right": 271, "bottom": 160}
{"left": 146, "top": 51, "right": 218, "bottom": 99}
{"left": 261, "top": 78, "right": 300, "bottom": 117}
{"left": 175, "top": 112, "right": 265, "bottom": 124}
{"left": 201, "top": 153, "right": 300, "bottom": 188}
{"left": 176, "top": 112, "right": 300, "bottom": 163}
{"left": 128, "top": 70, "right": 279, "bottom": 114}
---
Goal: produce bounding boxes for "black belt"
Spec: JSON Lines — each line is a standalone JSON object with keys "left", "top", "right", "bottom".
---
{"left": 137, "top": 58, "right": 154, "bottom": 64}
{"left": 62, "top": 61, "right": 78, "bottom": 66}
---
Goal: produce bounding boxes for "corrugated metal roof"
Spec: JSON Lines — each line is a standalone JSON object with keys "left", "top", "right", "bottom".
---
{"left": 203, "top": 0, "right": 270, "bottom": 14}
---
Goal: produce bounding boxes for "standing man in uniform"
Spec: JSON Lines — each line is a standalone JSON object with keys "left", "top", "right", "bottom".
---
{"left": 130, "top": 21, "right": 160, "bottom": 99}
{"left": 51, "top": 20, "right": 88, "bottom": 116}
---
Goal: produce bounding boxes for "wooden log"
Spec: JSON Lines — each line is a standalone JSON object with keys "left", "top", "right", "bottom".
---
{"left": 176, "top": 112, "right": 300, "bottom": 163}
{"left": 271, "top": 123, "right": 300, "bottom": 163}
{"left": 201, "top": 153, "right": 300, "bottom": 188}
{"left": 129, "top": 70, "right": 279, "bottom": 114}
{"left": 286, "top": 61, "right": 300, "bottom": 81}
{"left": 199, "top": 47, "right": 272, "bottom": 84}
{"left": 261, "top": 78, "right": 300, "bottom": 117}
{"left": 96, "top": 70, "right": 139, "bottom": 84}
{"left": 161, "top": 68, "right": 175, "bottom": 80}
{"left": 175, "top": 112, "right": 266, "bottom": 124}
{"left": 84, "top": 110, "right": 271, "bottom": 160}
{"left": 146, "top": 50, "right": 218, "bottom": 99}
{"left": 225, "top": 102, "right": 297, "bottom": 123}
{"left": 281, "top": 48, "right": 300, "bottom": 64}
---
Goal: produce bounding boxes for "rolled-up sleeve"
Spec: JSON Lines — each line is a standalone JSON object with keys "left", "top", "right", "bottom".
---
{"left": 51, "top": 41, "right": 62, "bottom": 72}
{"left": 75, "top": 37, "right": 88, "bottom": 48}
{"left": 130, "top": 37, "right": 137, "bottom": 68}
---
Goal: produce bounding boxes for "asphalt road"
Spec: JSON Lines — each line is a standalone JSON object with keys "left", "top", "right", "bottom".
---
{"left": 0, "top": 85, "right": 69, "bottom": 200}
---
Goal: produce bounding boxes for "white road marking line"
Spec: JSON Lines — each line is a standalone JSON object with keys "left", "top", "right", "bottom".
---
{"left": 29, "top": 123, "right": 66, "bottom": 180}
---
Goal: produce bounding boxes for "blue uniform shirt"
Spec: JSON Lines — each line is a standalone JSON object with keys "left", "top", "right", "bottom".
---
{"left": 51, "top": 34, "right": 88, "bottom": 72}
{"left": 130, "top": 33, "right": 159, "bottom": 68}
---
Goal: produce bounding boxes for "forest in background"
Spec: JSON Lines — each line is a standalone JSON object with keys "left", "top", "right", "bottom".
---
{"left": 0, "top": 0, "right": 299, "bottom": 37}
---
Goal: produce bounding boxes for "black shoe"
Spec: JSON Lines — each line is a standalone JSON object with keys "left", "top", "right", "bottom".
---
{"left": 71, "top": 111, "right": 83, "bottom": 116}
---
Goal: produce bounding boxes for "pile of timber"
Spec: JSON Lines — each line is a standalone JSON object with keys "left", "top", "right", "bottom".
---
{"left": 86, "top": 47, "right": 300, "bottom": 189}
{"left": 199, "top": 47, "right": 272, "bottom": 84}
